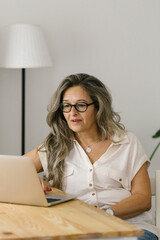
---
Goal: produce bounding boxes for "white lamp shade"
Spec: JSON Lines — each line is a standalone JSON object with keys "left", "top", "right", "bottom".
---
{"left": 0, "top": 24, "right": 52, "bottom": 68}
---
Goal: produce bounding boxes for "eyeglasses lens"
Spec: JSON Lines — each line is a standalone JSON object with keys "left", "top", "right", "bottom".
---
{"left": 61, "top": 103, "right": 87, "bottom": 112}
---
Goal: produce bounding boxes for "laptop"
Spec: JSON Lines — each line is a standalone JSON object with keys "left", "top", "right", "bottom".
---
{"left": 0, "top": 155, "right": 75, "bottom": 207}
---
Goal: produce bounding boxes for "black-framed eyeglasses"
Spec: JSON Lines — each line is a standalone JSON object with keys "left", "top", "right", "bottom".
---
{"left": 60, "top": 102, "right": 95, "bottom": 113}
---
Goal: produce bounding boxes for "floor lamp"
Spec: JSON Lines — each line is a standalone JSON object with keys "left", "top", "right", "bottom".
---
{"left": 0, "top": 24, "right": 52, "bottom": 155}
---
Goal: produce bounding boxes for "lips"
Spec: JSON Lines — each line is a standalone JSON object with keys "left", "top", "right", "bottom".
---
{"left": 71, "top": 119, "right": 82, "bottom": 123}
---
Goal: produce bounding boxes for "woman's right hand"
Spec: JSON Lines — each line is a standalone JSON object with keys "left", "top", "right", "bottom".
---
{"left": 39, "top": 177, "right": 52, "bottom": 194}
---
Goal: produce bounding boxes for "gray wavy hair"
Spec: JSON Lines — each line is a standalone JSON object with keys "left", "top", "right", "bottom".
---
{"left": 40, "top": 73, "right": 125, "bottom": 189}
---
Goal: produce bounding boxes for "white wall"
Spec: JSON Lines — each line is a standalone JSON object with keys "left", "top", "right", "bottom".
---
{"left": 0, "top": 0, "right": 160, "bottom": 177}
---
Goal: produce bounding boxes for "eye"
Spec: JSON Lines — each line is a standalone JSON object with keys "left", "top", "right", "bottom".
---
{"left": 63, "top": 103, "right": 70, "bottom": 108}
{"left": 77, "top": 103, "right": 87, "bottom": 107}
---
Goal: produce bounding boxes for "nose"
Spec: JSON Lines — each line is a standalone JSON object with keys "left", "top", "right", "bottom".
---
{"left": 70, "top": 105, "right": 78, "bottom": 114}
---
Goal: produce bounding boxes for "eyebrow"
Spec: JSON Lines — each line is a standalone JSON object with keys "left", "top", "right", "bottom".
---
{"left": 62, "top": 99, "right": 88, "bottom": 102}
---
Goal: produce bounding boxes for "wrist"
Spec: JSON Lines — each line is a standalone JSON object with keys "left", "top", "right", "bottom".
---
{"left": 105, "top": 208, "right": 115, "bottom": 216}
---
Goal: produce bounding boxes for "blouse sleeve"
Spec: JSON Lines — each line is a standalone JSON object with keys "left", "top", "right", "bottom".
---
{"left": 128, "top": 133, "right": 150, "bottom": 182}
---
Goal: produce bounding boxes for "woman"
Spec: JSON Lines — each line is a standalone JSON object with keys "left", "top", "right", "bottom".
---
{"left": 25, "top": 73, "right": 158, "bottom": 239}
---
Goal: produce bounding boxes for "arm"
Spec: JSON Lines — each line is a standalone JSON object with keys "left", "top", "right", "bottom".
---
{"left": 24, "top": 148, "right": 52, "bottom": 192}
{"left": 24, "top": 148, "right": 43, "bottom": 173}
{"left": 110, "top": 162, "right": 151, "bottom": 219}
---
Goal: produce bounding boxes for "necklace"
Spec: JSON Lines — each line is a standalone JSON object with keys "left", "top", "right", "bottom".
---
{"left": 85, "top": 138, "right": 100, "bottom": 153}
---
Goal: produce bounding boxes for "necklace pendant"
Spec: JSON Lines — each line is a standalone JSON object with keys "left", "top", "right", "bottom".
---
{"left": 86, "top": 147, "right": 91, "bottom": 153}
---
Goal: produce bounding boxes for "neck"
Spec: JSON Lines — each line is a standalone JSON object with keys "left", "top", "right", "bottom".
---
{"left": 75, "top": 131, "right": 101, "bottom": 147}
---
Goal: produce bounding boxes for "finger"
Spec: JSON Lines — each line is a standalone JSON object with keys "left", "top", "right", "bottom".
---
{"left": 46, "top": 186, "right": 52, "bottom": 191}
{"left": 39, "top": 178, "right": 47, "bottom": 191}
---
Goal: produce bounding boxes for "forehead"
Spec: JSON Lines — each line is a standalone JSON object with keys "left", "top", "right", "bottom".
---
{"left": 63, "top": 86, "right": 92, "bottom": 101}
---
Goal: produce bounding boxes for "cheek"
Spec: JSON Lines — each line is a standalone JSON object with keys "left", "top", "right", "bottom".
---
{"left": 63, "top": 113, "right": 69, "bottom": 124}
{"left": 84, "top": 110, "right": 97, "bottom": 122}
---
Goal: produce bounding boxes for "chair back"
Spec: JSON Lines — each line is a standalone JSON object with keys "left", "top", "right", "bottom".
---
{"left": 150, "top": 170, "right": 160, "bottom": 237}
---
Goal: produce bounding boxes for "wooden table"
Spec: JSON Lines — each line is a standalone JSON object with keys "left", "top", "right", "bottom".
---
{"left": 0, "top": 188, "right": 143, "bottom": 240}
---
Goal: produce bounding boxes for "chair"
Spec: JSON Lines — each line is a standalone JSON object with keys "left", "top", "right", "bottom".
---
{"left": 150, "top": 170, "right": 160, "bottom": 237}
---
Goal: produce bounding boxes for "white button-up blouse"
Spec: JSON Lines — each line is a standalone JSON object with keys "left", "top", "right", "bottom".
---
{"left": 38, "top": 131, "right": 158, "bottom": 236}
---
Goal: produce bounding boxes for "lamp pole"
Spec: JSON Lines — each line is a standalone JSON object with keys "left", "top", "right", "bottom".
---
{"left": 22, "top": 68, "right": 25, "bottom": 155}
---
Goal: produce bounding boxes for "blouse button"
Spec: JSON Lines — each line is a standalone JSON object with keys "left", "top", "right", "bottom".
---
{"left": 90, "top": 169, "right": 92, "bottom": 172}
{"left": 119, "top": 178, "right": 122, "bottom": 182}
{"left": 89, "top": 184, "right": 92, "bottom": 187}
{"left": 92, "top": 193, "right": 95, "bottom": 196}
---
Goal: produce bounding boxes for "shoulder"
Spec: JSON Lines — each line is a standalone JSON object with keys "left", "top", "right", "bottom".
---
{"left": 125, "top": 131, "right": 140, "bottom": 143}
{"left": 112, "top": 131, "right": 138, "bottom": 145}
{"left": 121, "top": 131, "right": 142, "bottom": 144}
{"left": 125, "top": 132, "right": 145, "bottom": 150}
{"left": 112, "top": 131, "right": 147, "bottom": 159}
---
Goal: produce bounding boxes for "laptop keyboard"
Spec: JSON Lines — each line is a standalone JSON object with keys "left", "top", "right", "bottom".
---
{"left": 47, "top": 198, "right": 61, "bottom": 203}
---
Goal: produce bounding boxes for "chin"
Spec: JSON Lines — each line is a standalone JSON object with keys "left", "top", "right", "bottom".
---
{"left": 70, "top": 126, "right": 83, "bottom": 133}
